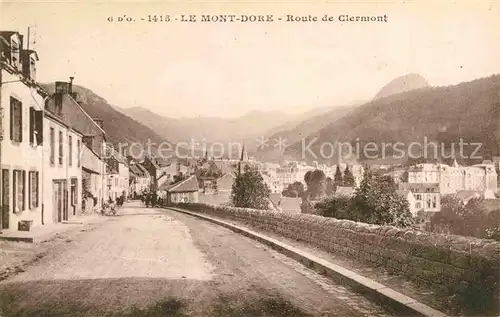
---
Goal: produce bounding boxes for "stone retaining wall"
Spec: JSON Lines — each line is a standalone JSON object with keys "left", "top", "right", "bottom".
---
{"left": 178, "top": 203, "right": 500, "bottom": 314}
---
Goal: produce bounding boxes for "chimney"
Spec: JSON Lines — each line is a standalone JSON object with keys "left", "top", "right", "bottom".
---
{"left": 69, "top": 76, "right": 74, "bottom": 94}
{"left": 93, "top": 118, "right": 104, "bottom": 129}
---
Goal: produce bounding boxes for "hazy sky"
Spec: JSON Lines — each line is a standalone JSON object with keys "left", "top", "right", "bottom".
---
{"left": 1, "top": 1, "right": 499, "bottom": 118}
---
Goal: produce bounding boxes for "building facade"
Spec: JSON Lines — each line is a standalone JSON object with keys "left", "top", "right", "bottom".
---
{"left": 42, "top": 110, "right": 83, "bottom": 223}
{"left": 0, "top": 31, "right": 44, "bottom": 231}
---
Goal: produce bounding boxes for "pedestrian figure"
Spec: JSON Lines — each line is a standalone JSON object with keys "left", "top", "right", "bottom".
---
{"left": 151, "top": 192, "right": 158, "bottom": 207}
{"left": 145, "top": 194, "right": 150, "bottom": 208}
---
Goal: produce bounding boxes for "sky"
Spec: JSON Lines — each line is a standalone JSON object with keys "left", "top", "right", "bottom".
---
{"left": 1, "top": 1, "right": 499, "bottom": 118}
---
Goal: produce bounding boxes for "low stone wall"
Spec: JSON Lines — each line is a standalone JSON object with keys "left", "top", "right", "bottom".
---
{"left": 178, "top": 203, "right": 500, "bottom": 314}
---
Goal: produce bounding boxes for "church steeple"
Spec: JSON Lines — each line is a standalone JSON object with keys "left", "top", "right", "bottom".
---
{"left": 240, "top": 142, "right": 248, "bottom": 162}
{"left": 238, "top": 142, "right": 248, "bottom": 174}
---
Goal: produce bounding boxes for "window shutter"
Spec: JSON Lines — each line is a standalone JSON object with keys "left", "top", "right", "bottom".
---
{"left": 28, "top": 171, "right": 31, "bottom": 209}
{"left": 22, "top": 170, "right": 26, "bottom": 211}
{"left": 29, "top": 107, "right": 34, "bottom": 145}
{"left": 10, "top": 100, "right": 14, "bottom": 141}
{"left": 12, "top": 171, "right": 16, "bottom": 213}
{"left": 35, "top": 110, "right": 43, "bottom": 145}
{"left": 19, "top": 102, "right": 23, "bottom": 143}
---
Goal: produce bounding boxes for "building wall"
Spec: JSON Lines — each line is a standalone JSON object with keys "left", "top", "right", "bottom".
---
{"left": 0, "top": 70, "right": 43, "bottom": 229}
{"left": 118, "top": 162, "right": 129, "bottom": 198}
{"left": 81, "top": 145, "right": 105, "bottom": 209}
{"left": 411, "top": 163, "right": 498, "bottom": 195}
{"left": 181, "top": 203, "right": 500, "bottom": 308}
{"left": 170, "top": 191, "right": 199, "bottom": 204}
{"left": 42, "top": 116, "right": 82, "bottom": 224}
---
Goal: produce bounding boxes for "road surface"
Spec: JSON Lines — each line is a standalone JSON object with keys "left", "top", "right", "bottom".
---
{"left": 0, "top": 202, "right": 393, "bottom": 317}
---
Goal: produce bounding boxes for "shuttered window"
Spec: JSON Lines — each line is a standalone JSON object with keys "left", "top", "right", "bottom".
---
{"left": 10, "top": 97, "right": 22, "bottom": 142}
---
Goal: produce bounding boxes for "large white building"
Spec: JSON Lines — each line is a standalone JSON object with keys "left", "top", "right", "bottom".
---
{"left": 408, "top": 160, "right": 497, "bottom": 195}
{"left": 0, "top": 31, "right": 44, "bottom": 230}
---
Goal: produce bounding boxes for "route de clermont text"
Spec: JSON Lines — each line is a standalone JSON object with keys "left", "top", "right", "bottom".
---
{"left": 106, "top": 14, "right": 389, "bottom": 23}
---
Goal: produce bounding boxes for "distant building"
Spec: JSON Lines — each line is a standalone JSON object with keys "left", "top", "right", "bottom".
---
{"left": 128, "top": 160, "right": 150, "bottom": 196}
{"left": 335, "top": 186, "right": 355, "bottom": 197}
{"left": 43, "top": 98, "right": 83, "bottom": 223}
{"left": 409, "top": 160, "right": 497, "bottom": 195}
{"left": 399, "top": 182, "right": 441, "bottom": 212}
{"left": 105, "top": 145, "right": 129, "bottom": 201}
{"left": 163, "top": 175, "right": 199, "bottom": 204}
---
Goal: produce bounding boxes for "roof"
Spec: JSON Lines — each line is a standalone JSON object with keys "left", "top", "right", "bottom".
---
{"left": 163, "top": 175, "right": 199, "bottom": 193}
{"left": 44, "top": 110, "right": 83, "bottom": 137}
{"left": 395, "top": 190, "right": 412, "bottom": 198}
{"left": 82, "top": 166, "right": 100, "bottom": 175}
{"left": 129, "top": 164, "right": 143, "bottom": 177}
{"left": 281, "top": 197, "right": 301, "bottom": 213}
{"left": 0, "top": 31, "right": 18, "bottom": 44}
{"left": 135, "top": 162, "right": 150, "bottom": 175}
{"left": 269, "top": 193, "right": 282, "bottom": 206}
{"left": 399, "top": 182, "right": 439, "bottom": 191}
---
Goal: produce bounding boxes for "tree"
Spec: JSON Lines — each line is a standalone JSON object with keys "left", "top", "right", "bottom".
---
{"left": 333, "top": 165, "right": 343, "bottom": 188}
{"left": 325, "top": 177, "right": 335, "bottom": 197}
{"left": 282, "top": 181, "right": 305, "bottom": 198}
{"left": 304, "top": 169, "right": 326, "bottom": 200}
{"left": 343, "top": 165, "right": 355, "bottom": 187}
{"left": 400, "top": 169, "right": 409, "bottom": 182}
{"left": 461, "top": 197, "right": 489, "bottom": 237}
{"left": 315, "top": 168, "right": 413, "bottom": 227}
{"left": 173, "top": 173, "right": 186, "bottom": 183}
{"left": 315, "top": 196, "right": 354, "bottom": 219}
{"left": 430, "top": 195, "right": 494, "bottom": 239}
{"left": 231, "top": 165, "right": 270, "bottom": 210}
{"left": 351, "top": 169, "right": 413, "bottom": 227}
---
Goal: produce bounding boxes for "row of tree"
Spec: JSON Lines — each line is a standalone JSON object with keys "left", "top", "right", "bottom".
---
{"left": 430, "top": 195, "right": 500, "bottom": 241}
{"left": 315, "top": 169, "right": 414, "bottom": 227}
{"left": 281, "top": 166, "right": 356, "bottom": 198}
{"left": 229, "top": 165, "right": 500, "bottom": 237}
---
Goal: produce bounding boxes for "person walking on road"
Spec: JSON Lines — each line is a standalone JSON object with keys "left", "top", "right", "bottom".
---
{"left": 151, "top": 192, "right": 158, "bottom": 208}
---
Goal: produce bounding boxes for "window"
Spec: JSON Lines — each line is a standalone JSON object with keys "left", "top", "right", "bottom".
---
{"left": 77, "top": 140, "right": 81, "bottom": 167}
{"left": 13, "top": 170, "right": 25, "bottom": 213}
{"left": 59, "top": 131, "right": 63, "bottom": 165}
{"left": 49, "top": 128, "right": 55, "bottom": 164}
{"left": 11, "top": 39, "right": 19, "bottom": 67}
{"left": 70, "top": 178, "right": 78, "bottom": 205}
{"left": 10, "top": 97, "right": 22, "bottom": 142}
{"left": 28, "top": 171, "right": 39, "bottom": 209}
{"left": 68, "top": 135, "right": 73, "bottom": 166}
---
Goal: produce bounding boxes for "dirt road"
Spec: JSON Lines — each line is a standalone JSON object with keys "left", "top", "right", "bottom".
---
{"left": 0, "top": 202, "right": 393, "bottom": 316}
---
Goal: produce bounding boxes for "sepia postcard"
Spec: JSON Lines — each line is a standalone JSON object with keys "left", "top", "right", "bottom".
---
{"left": 0, "top": 1, "right": 499, "bottom": 316}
